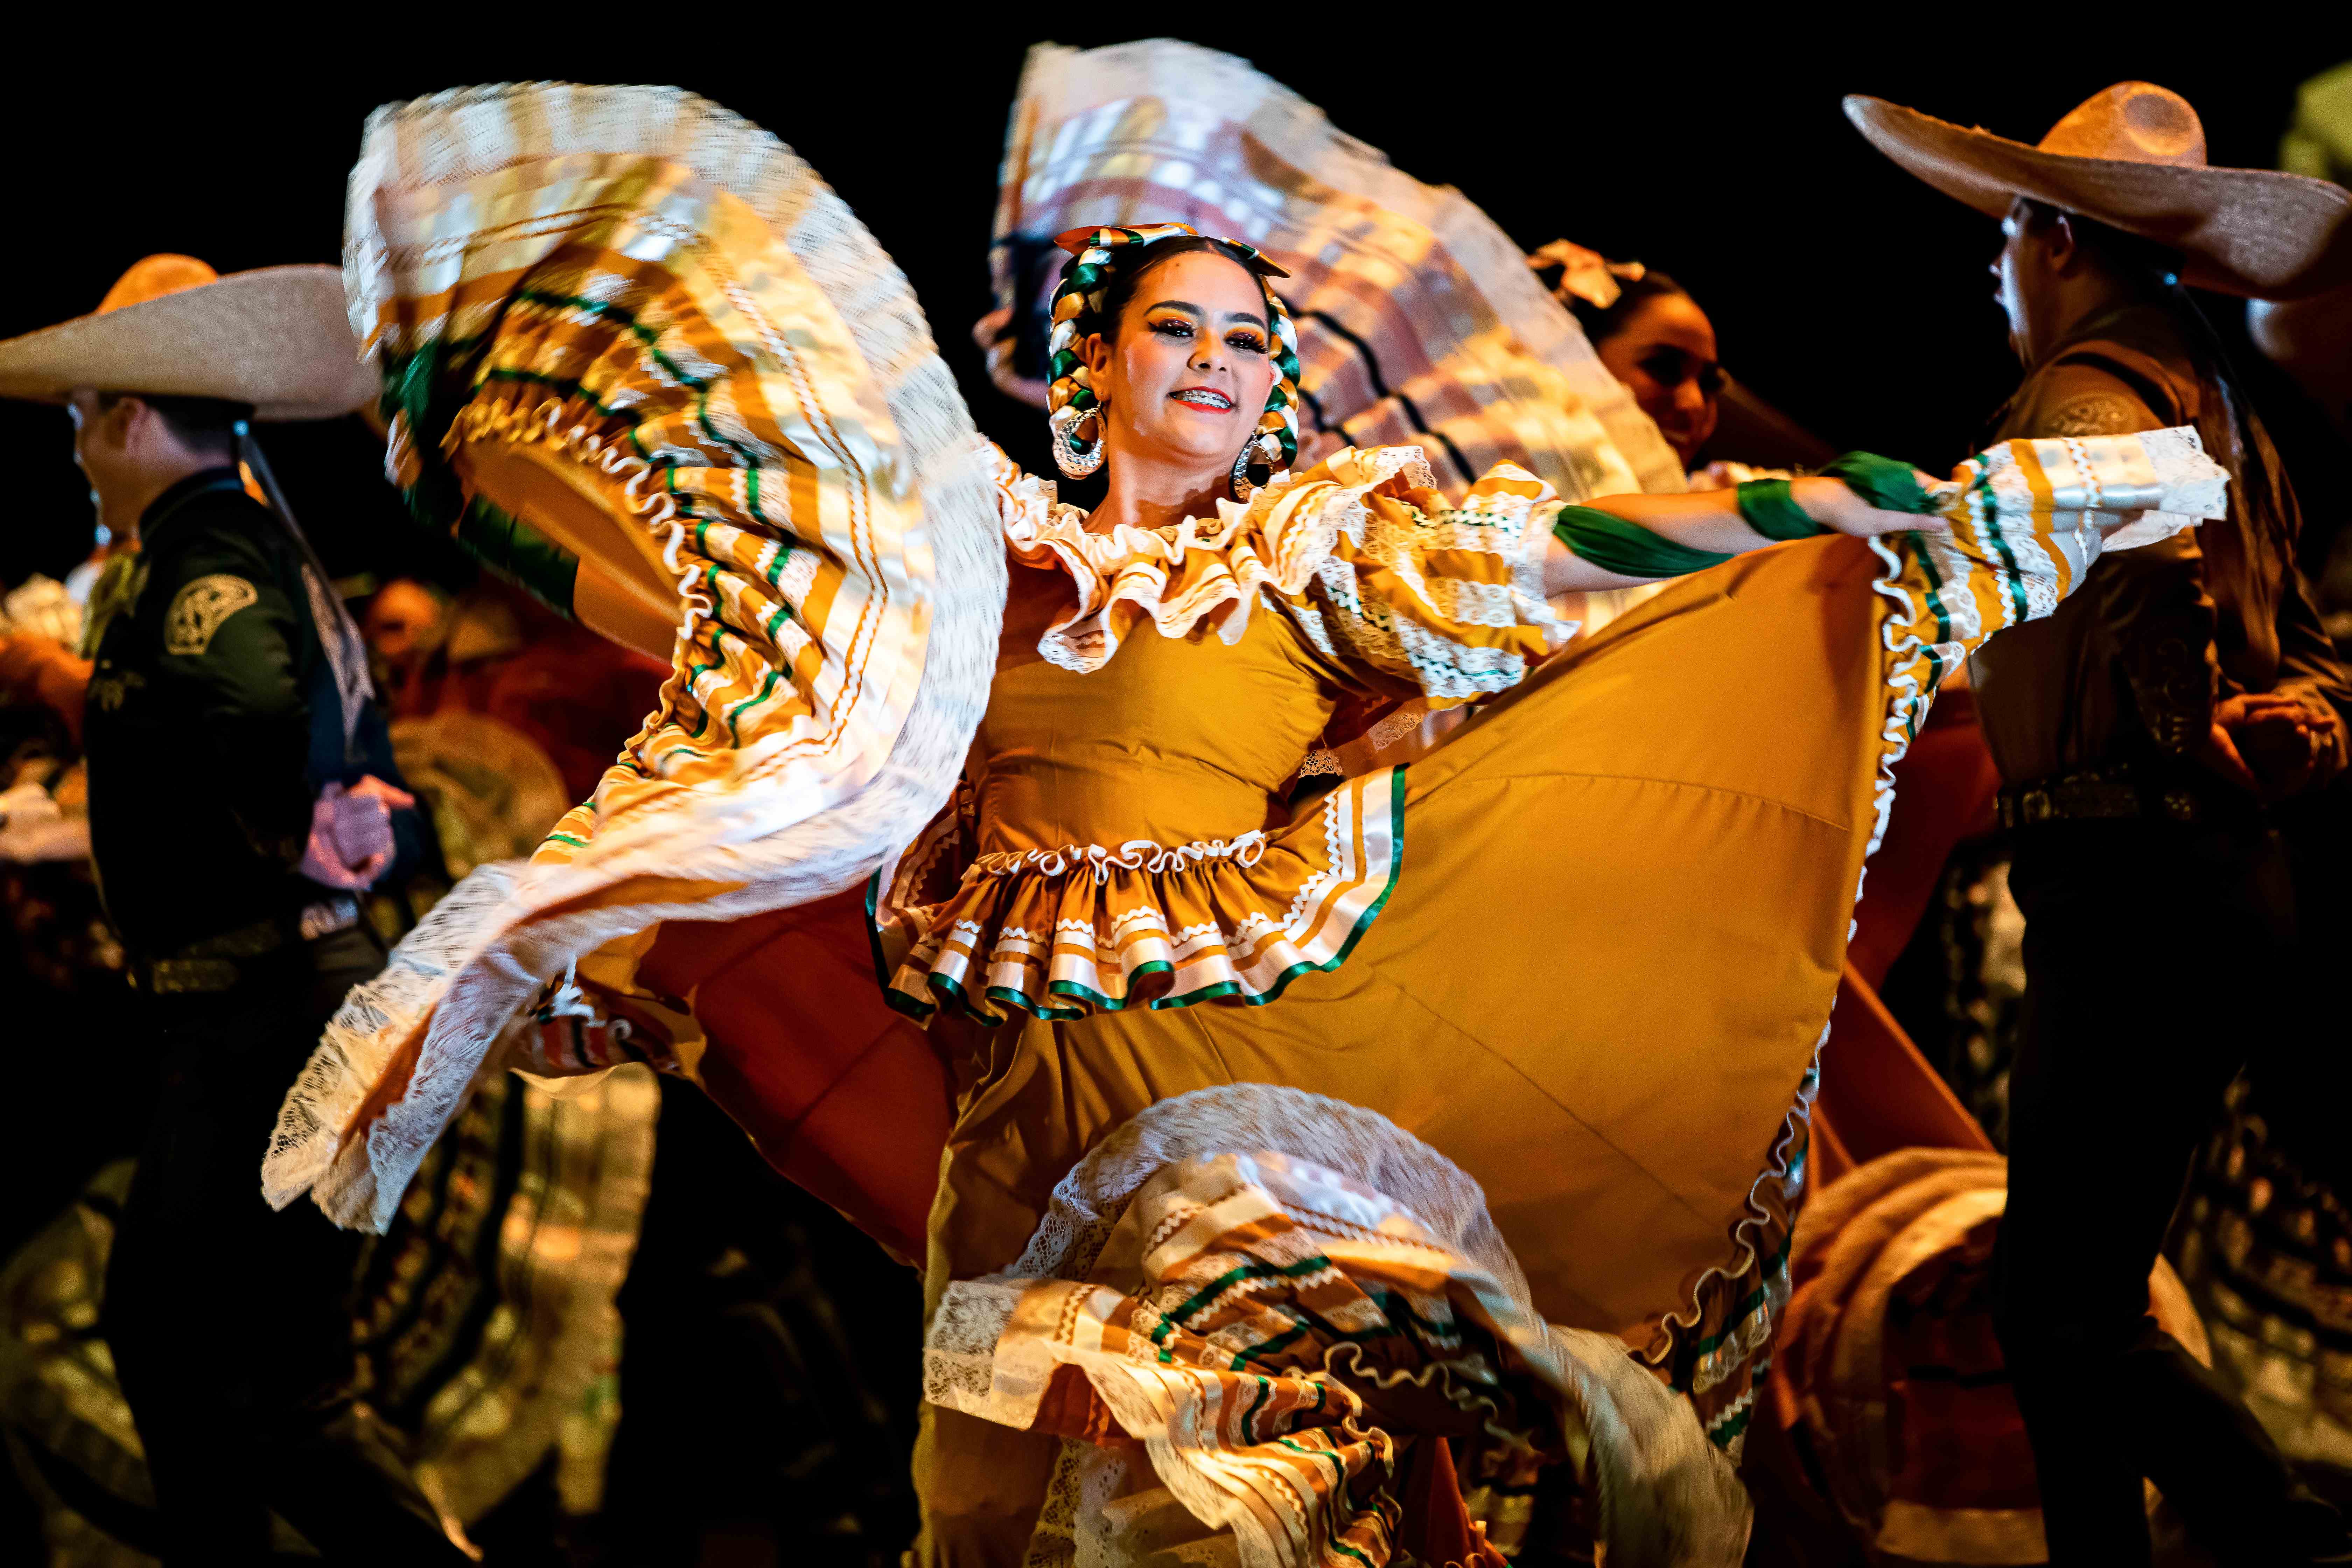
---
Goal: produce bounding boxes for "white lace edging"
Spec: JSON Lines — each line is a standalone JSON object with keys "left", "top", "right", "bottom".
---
{"left": 266, "top": 82, "right": 1004, "bottom": 1231}
{"left": 999, "top": 442, "right": 1436, "bottom": 675}
{"left": 264, "top": 861, "right": 526, "bottom": 1219}
{"left": 924, "top": 1084, "right": 1750, "bottom": 1568}
{"left": 1000, "top": 441, "right": 1573, "bottom": 708}
{"left": 1000, "top": 1083, "right": 1522, "bottom": 1291}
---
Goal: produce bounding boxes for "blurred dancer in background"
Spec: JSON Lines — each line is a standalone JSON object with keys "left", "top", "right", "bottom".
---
{"left": 1530, "top": 241, "right": 1719, "bottom": 471}
{"left": 0, "top": 257, "right": 468, "bottom": 1563}
{"left": 1853, "top": 81, "right": 2352, "bottom": 1566}
{"left": 1528, "top": 242, "right": 1746, "bottom": 642}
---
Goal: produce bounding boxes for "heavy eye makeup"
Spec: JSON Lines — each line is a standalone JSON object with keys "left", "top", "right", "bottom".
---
{"left": 1143, "top": 307, "right": 1269, "bottom": 355}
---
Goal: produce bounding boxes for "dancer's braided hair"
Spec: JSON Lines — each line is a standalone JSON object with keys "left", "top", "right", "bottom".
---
{"left": 1045, "top": 224, "right": 1301, "bottom": 484}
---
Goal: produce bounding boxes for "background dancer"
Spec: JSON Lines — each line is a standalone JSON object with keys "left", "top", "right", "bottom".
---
{"left": 1851, "top": 80, "right": 2352, "bottom": 1566}
{"left": 0, "top": 258, "right": 471, "bottom": 1563}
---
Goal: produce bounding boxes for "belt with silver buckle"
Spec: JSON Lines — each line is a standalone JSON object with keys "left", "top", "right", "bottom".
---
{"left": 1996, "top": 765, "right": 2205, "bottom": 831}
{"left": 135, "top": 896, "right": 362, "bottom": 993}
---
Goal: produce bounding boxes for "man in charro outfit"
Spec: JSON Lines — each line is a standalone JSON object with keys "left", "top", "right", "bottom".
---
{"left": 1850, "top": 84, "right": 2352, "bottom": 1565}
{"left": 0, "top": 257, "right": 470, "bottom": 1563}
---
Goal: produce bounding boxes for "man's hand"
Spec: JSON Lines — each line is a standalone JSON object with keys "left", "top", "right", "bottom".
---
{"left": 2236, "top": 692, "right": 2346, "bottom": 799}
{"left": 2197, "top": 692, "right": 2347, "bottom": 801}
{"left": 300, "top": 775, "right": 418, "bottom": 890}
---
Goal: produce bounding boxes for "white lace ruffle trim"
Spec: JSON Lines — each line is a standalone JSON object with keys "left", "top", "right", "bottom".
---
{"left": 264, "top": 80, "right": 1003, "bottom": 1232}
{"left": 923, "top": 1084, "right": 1752, "bottom": 1568}
{"left": 996, "top": 442, "right": 1438, "bottom": 674}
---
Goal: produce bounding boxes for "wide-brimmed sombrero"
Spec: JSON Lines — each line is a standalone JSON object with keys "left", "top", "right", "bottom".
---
{"left": 0, "top": 254, "right": 376, "bottom": 419}
{"left": 1846, "top": 82, "right": 2352, "bottom": 300}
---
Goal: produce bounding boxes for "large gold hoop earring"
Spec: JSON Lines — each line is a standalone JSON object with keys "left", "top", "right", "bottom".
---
{"left": 1050, "top": 402, "right": 1104, "bottom": 479}
{"left": 1230, "top": 433, "right": 1273, "bottom": 502}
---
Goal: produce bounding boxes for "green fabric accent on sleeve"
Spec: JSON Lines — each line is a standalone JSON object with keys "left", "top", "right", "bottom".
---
{"left": 454, "top": 499, "right": 580, "bottom": 618}
{"left": 1552, "top": 505, "right": 1733, "bottom": 580}
{"left": 1818, "top": 451, "right": 1936, "bottom": 514}
{"left": 1734, "top": 478, "right": 1824, "bottom": 541}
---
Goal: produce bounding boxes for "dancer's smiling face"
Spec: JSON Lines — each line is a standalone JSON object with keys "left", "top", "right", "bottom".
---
{"left": 1079, "top": 247, "right": 1277, "bottom": 482}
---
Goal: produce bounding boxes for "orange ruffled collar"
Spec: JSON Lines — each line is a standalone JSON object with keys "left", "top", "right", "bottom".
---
{"left": 986, "top": 444, "right": 1439, "bottom": 674}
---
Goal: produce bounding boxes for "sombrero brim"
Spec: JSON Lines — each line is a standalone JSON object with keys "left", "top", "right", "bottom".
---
{"left": 0, "top": 265, "right": 377, "bottom": 420}
{"left": 1844, "top": 96, "right": 2352, "bottom": 300}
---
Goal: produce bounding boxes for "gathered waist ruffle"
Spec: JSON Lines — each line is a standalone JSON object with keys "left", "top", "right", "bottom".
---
{"left": 873, "top": 774, "right": 1402, "bottom": 1023}
{"left": 964, "top": 831, "right": 1270, "bottom": 884}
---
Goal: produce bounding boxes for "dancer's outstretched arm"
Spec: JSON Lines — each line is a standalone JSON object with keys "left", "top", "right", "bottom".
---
{"left": 1544, "top": 458, "right": 1945, "bottom": 596}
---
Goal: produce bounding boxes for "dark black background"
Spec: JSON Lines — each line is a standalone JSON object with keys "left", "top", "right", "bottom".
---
{"left": 3, "top": 22, "right": 2347, "bottom": 593}
{"left": 2, "top": 26, "right": 2349, "bottom": 1562}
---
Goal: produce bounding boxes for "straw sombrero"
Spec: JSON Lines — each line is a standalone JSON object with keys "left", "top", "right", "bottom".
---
{"left": 0, "top": 254, "right": 376, "bottom": 419}
{"left": 1846, "top": 82, "right": 2352, "bottom": 300}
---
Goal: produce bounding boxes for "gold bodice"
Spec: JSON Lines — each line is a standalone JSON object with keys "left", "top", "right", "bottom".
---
{"left": 972, "top": 562, "right": 1343, "bottom": 856}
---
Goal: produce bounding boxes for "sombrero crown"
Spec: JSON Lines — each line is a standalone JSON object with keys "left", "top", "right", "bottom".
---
{"left": 1846, "top": 82, "right": 2352, "bottom": 299}
{"left": 0, "top": 255, "right": 375, "bottom": 420}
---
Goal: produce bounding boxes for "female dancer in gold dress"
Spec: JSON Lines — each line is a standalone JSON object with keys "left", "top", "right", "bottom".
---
{"left": 265, "top": 82, "right": 2225, "bottom": 1565}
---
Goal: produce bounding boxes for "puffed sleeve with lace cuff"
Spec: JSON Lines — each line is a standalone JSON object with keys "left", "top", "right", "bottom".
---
{"left": 1193, "top": 445, "right": 1565, "bottom": 709}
